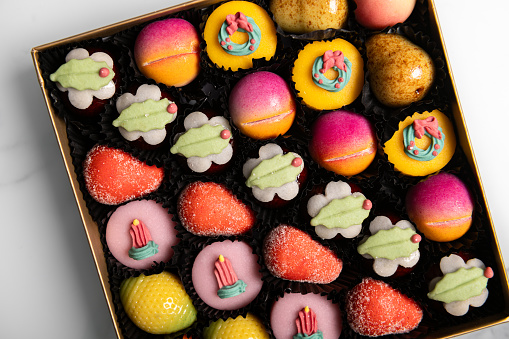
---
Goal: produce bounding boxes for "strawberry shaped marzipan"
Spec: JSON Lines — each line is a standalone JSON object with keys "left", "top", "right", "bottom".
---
{"left": 178, "top": 181, "right": 256, "bottom": 236}
{"left": 346, "top": 277, "right": 423, "bottom": 337}
{"left": 83, "top": 145, "right": 164, "bottom": 205}
{"left": 263, "top": 224, "right": 343, "bottom": 284}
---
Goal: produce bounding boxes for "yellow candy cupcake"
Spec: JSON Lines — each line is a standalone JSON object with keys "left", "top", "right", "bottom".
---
{"left": 384, "top": 109, "right": 456, "bottom": 177}
{"left": 203, "top": 1, "right": 277, "bottom": 71}
{"left": 292, "top": 38, "right": 364, "bottom": 110}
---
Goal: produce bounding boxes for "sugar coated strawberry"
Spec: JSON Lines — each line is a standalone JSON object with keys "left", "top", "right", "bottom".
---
{"left": 83, "top": 145, "right": 164, "bottom": 205}
{"left": 203, "top": 313, "right": 269, "bottom": 339}
{"left": 263, "top": 224, "right": 342, "bottom": 283}
{"left": 120, "top": 271, "right": 196, "bottom": 335}
{"left": 178, "top": 181, "right": 256, "bottom": 236}
{"left": 346, "top": 277, "right": 423, "bottom": 337}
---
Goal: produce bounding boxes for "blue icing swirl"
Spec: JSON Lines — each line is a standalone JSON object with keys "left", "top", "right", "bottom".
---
{"left": 128, "top": 241, "right": 159, "bottom": 260}
{"left": 312, "top": 53, "right": 352, "bottom": 92}
{"left": 218, "top": 15, "right": 261, "bottom": 56}
{"left": 403, "top": 124, "right": 445, "bottom": 161}
{"left": 217, "top": 279, "right": 247, "bottom": 299}
{"left": 293, "top": 330, "right": 324, "bottom": 339}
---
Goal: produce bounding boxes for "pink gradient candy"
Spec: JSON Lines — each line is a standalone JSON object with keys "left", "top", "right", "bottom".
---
{"left": 105, "top": 200, "right": 179, "bottom": 270}
{"left": 192, "top": 240, "right": 263, "bottom": 310}
{"left": 229, "top": 71, "right": 296, "bottom": 139}
{"left": 354, "top": 0, "right": 416, "bottom": 30}
{"left": 270, "top": 292, "right": 342, "bottom": 339}
{"left": 134, "top": 18, "right": 200, "bottom": 87}
{"left": 406, "top": 172, "right": 474, "bottom": 242}
{"left": 309, "top": 110, "right": 377, "bottom": 176}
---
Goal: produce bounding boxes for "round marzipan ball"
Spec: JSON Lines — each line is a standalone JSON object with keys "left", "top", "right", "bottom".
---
{"left": 229, "top": 71, "right": 296, "bottom": 139}
{"left": 309, "top": 110, "right": 377, "bottom": 176}
{"left": 134, "top": 18, "right": 201, "bottom": 87}
{"left": 406, "top": 172, "right": 474, "bottom": 242}
{"left": 354, "top": 0, "right": 416, "bottom": 30}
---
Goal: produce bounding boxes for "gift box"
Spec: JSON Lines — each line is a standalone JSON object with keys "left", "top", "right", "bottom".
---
{"left": 31, "top": 0, "right": 509, "bottom": 338}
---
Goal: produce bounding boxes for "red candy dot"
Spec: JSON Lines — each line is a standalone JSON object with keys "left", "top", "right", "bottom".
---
{"left": 314, "top": 73, "right": 319, "bottom": 78}
{"left": 338, "top": 77, "right": 344, "bottom": 82}
{"left": 411, "top": 234, "right": 422, "bottom": 243}
{"left": 413, "top": 150, "right": 419, "bottom": 155}
{"left": 167, "top": 103, "right": 178, "bottom": 114}
{"left": 410, "top": 141, "right": 415, "bottom": 146}
{"left": 221, "top": 41, "right": 226, "bottom": 46}
{"left": 434, "top": 144, "right": 440, "bottom": 150}
{"left": 335, "top": 83, "right": 340, "bottom": 89}
{"left": 220, "top": 129, "right": 231, "bottom": 139}
{"left": 432, "top": 151, "right": 438, "bottom": 156}
{"left": 226, "top": 38, "right": 231, "bottom": 42}
{"left": 228, "top": 45, "right": 233, "bottom": 50}
{"left": 407, "top": 145, "right": 413, "bottom": 151}
{"left": 484, "top": 267, "right": 494, "bottom": 279}
{"left": 319, "top": 69, "right": 325, "bottom": 74}
{"left": 362, "top": 199, "right": 372, "bottom": 210}
{"left": 318, "top": 79, "right": 323, "bottom": 84}
{"left": 99, "top": 67, "right": 110, "bottom": 77}
{"left": 249, "top": 46, "right": 255, "bottom": 51}
{"left": 250, "top": 39, "right": 256, "bottom": 44}
{"left": 291, "top": 157, "right": 302, "bottom": 167}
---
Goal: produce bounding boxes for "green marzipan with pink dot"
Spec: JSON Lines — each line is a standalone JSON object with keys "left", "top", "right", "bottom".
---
{"left": 50, "top": 58, "right": 114, "bottom": 91}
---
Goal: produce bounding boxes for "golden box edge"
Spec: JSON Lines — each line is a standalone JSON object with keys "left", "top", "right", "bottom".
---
{"left": 32, "top": 0, "right": 509, "bottom": 338}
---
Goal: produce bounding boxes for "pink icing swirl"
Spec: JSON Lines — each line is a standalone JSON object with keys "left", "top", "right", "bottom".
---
{"left": 321, "top": 50, "right": 347, "bottom": 74}
{"left": 225, "top": 12, "right": 253, "bottom": 35}
{"left": 129, "top": 219, "right": 153, "bottom": 248}
{"left": 214, "top": 255, "right": 238, "bottom": 288}
{"left": 296, "top": 306, "right": 318, "bottom": 336}
{"left": 413, "top": 116, "right": 442, "bottom": 139}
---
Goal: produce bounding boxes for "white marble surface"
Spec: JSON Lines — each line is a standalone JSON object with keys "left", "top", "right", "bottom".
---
{"left": 2, "top": 0, "right": 509, "bottom": 338}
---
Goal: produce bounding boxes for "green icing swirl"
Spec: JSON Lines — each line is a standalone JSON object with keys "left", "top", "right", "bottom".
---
{"left": 112, "top": 98, "right": 175, "bottom": 132}
{"left": 312, "top": 56, "right": 352, "bottom": 92}
{"left": 128, "top": 241, "right": 159, "bottom": 261}
{"left": 293, "top": 331, "right": 324, "bottom": 339}
{"left": 217, "top": 280, "right": 247, "bottom": 299}
{"left": 357, "top": 227, "right": 419, "bottom": 260}
{"left": 428, "top": 267, "right": 488, "bottom": 304}
{"left": 170, "top": 124, "right": 231, "bottom": 158}
{"left": 311, "top": 195, "right": 369, "bottom": 229}
{"left": 50, "top": 58, "right": 114, "bottom": 91}
{"left": 246, "top": 153, "right": 303, "bottom": 190}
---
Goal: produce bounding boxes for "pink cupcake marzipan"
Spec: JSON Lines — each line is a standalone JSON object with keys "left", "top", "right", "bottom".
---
{"left": 191, "top": 240, "right": 263, "bottom": 310}
{"left": 106, "top": 199, "right": 179, "bottom": 270}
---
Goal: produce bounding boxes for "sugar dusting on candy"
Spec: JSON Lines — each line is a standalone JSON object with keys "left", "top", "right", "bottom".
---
{"left": 177, "top": 181, "right": 256, "bottom": 236}
{"left": 346, "top": 278, "right": 422, "bottom": 337}
{"left": 263, "top": 224, "right": 342, "bottom": 284}
{"left": 83, "top": 145, "right": 164, "bottom": 205}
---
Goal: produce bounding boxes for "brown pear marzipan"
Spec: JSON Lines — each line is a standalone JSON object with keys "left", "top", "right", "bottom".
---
{"left": 366, "top": 33, "right": 435, "bottom": 108}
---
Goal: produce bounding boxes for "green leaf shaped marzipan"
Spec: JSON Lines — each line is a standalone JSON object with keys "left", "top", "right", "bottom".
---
{"left": 246, "top": 153, "right": 302, "bottom": 190}
{"left": 357, "top": 227, "right": 418, "bottom": 260}
{"left": 428, "top": 267, "right": 488, "bottom": 303}
{"left": 113, "top": 99, "right": 174, "bottom": 132}
{"left": 311, "top": 195, "right": 369, "bottom": 229}
{"left": 170, "top": 124, "right": 231, "bottom": 158}
{"left": 50, "top": 58, "right": 114, "bottom": 91}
